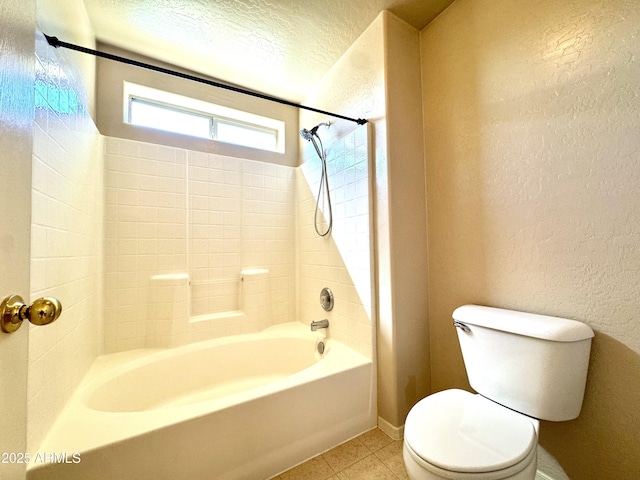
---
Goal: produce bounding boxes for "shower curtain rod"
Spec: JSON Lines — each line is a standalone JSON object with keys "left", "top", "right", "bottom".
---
{"left": 44, "top": 35, "right": 368, "bottom": 126}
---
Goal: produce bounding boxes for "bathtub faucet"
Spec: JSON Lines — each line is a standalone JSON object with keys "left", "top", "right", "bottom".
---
{"left": 310, "top": 319, "right": 329, "bottom": 331}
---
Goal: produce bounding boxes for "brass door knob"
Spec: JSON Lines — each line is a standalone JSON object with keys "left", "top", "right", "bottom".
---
{"left": 0, "top": 295, "right": 62, "bottom": 334}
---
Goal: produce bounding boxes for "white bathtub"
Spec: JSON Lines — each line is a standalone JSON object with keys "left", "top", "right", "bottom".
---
{"left": 27, "top": 322, "right": 375, "bottom": 480}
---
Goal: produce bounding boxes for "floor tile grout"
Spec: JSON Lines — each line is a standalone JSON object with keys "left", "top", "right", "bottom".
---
{"left": 275, "top": 428, "right": 408, "bottom": 480}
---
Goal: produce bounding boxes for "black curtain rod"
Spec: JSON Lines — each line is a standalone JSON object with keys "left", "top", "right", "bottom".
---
{"left": 44, "top": 35, "right": 368, "bottom": 126}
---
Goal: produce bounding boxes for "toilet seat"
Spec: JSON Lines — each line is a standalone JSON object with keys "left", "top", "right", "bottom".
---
{"left": 404, "top": 389, "right": 537, "bottom": 478}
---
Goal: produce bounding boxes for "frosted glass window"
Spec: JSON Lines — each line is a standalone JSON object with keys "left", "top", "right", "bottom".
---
{"left": 129, "top": 99, "right": 211, "bottom": 139}
{"left": 216, "top": 120, "right": 277, "bottom": 151}
{"left": 127, "top": 95, "right": 280, "bottom": 152}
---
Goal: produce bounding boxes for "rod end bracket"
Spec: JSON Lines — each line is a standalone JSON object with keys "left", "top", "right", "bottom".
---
{"left": 44, "top": 34, "right": 60, "bottom": 48}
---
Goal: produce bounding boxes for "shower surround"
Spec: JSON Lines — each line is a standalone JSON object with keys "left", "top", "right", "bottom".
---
{"left": 104, "top": 138, "right": 296, "bottom": 350}
{"left": 104, "top": 126, "right": 373, "bottom": 357}
{"left": 27, "top": 8, "right": 376, "bottom": 476}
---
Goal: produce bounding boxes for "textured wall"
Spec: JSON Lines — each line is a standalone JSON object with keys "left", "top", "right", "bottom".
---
{"left": 383, "top": 13, "right": 429, "bottom": 430}
{"left": 83, "top": 0, "right": 453, "bottom": 103}
{"left": 421, "top": 0, "right": 640, "bottom": 477}
{"left": 0, "top": 0, "right": 35, "bottom": 477}
{"left": 85, "top": 0, "right": 381, "bottom": 102}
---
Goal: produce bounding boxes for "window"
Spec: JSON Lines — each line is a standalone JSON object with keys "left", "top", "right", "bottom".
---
{"left": 124, "top": 82, "right": 284, "bottom": 152}
{"left": 215, "top": 119, "right": 278, "bottom": 151}
{"left": 129, "top": 98, "right": 211, "bottom": 139}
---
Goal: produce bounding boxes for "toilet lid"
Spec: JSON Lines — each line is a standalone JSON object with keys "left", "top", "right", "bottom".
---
{"left": 405, "top": 389, "right": 536, "bottom": 474}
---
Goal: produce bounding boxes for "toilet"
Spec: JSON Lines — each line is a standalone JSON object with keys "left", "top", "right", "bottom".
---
{"left": 403, "top": 305, "right": 594, "bottom": 480}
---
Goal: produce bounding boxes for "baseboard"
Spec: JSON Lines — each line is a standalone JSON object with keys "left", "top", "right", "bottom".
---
{"left": 377, "top": 416, "right": 404, "bottom": 440}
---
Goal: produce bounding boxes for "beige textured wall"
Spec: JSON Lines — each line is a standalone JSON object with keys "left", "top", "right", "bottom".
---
{"left": 384, "top": 13, "right": 429, "bottom": 428}
{"left": 421, "top": 0, "right": 640, "bottom": 478}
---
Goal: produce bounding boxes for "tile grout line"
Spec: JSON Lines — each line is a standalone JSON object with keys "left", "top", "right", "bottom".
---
{"left": 276, "top": 428, "right": 407, "bottom": 479}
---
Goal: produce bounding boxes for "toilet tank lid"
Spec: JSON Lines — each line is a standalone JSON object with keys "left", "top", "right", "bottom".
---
{"left": 453, "top": 305, "right": 594, "bottom": 342}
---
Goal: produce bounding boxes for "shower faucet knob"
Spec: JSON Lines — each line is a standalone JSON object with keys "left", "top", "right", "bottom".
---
{"left": 320, "top": 287, "right": 334, "bottom": 311}
{"left": 0, "top": 294, "right": 62, "bottom": 333}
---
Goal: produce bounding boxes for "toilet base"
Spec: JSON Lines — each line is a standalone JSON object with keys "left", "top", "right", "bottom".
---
{"left": 403, "top": 441, "right": 537, "bottom": 480}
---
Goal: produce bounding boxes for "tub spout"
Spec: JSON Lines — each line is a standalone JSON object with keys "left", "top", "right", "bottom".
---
{"left": 310, "top": 319, "right": 329, "bottom": 331}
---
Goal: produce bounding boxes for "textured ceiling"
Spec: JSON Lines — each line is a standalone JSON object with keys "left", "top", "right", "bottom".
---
{"left": 83, "top": 0, "right": 455, "bottom": 102}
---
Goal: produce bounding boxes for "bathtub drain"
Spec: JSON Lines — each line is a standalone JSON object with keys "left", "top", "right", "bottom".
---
{"left": 317, "top": 341, "right": 325, "bottom": 355}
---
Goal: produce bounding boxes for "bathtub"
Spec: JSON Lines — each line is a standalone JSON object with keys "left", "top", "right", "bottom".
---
{"left": 27, "top": 322, "right": 375, "bottom": 480}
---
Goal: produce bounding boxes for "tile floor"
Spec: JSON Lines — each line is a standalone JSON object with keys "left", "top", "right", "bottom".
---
{"left": 273, "top": 428, "right": 408, "bottom": 480}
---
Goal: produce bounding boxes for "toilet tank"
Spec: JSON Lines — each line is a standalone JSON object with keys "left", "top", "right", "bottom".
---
{"left": 453, "top": 305, "right": 594, "bottom": 421}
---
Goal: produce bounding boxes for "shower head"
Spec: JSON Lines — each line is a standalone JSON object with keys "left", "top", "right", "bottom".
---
{"left": 299, "top": 128, "right": 314, "bottom": 141}
{"left": 299, "top": 121, "right": 331, "bottom": 141}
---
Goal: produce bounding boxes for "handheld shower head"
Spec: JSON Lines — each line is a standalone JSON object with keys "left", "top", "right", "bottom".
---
{"left": 299, "top": 128, "right": 314, "bottom": 141}
{"left": 299, "top": 120, "right": 333, "bottom": 237}
{"left": 299, "top": 121, "right": 331, "bottom": 141}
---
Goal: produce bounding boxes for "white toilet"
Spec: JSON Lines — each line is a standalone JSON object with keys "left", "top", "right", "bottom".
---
{"left": 403, "top": 305, "right": 594, "bottom": 480}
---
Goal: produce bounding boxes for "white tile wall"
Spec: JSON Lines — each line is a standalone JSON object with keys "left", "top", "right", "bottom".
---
{"left": 187, "top": 153, "right": 295, "bottom": 321}
{"left": 298, "top": 125, "right": 373, "bottom": 357}
{"left": 28, "top": 33, "right": 104, "bottom": 452}
{"left": 104, "top": 138, "right": 296, "bottom": 351}
{"left": 104, "top": 138, "right": 188, "bottom": 350}
{"left": 105, "top": 125, "right": 372, "bottom": 357}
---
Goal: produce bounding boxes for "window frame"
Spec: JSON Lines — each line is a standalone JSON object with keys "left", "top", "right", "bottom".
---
{"left": 123, "top": 82, "right": 285, "bottom": 153}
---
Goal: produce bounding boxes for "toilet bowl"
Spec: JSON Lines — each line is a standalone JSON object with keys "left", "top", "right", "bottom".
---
{"left": 403, "top": 305, "right": 594, "bottom": 480}
{"left": 403, "top": 389, "right": 538, "bottom": 480}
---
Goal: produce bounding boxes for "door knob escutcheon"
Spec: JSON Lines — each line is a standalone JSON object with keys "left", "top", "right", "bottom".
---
{"left": 0, "top": 295, "right": 62, "bottom": 333}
